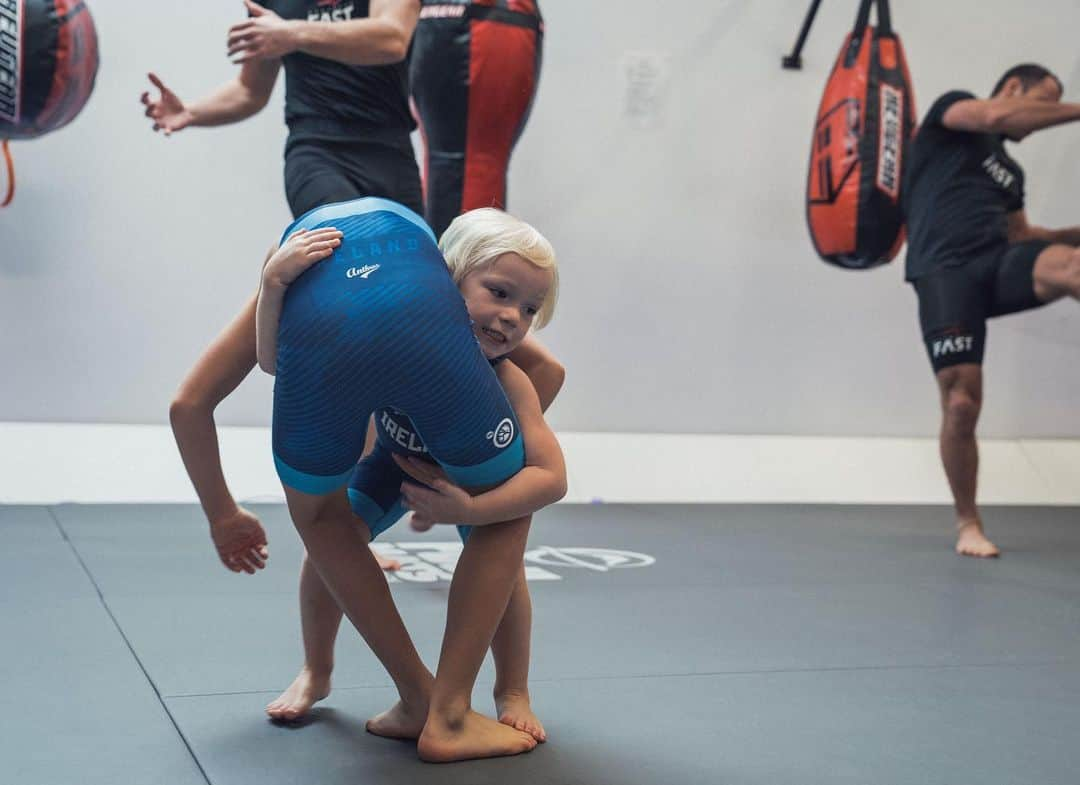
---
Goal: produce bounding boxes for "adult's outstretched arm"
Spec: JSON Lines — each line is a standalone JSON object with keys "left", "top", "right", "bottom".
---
{"left": 942, "top": 96, "right": 1080, "bottom": 141}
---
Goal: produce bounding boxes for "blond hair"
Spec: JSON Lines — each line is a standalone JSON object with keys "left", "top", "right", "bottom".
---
{"left": 439, "top": 208, "right": 559, "bottom": 329}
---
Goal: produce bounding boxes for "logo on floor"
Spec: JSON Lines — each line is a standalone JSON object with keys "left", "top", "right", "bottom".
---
{"left": 371, "top": 543, "right": 656, "bottom": 583}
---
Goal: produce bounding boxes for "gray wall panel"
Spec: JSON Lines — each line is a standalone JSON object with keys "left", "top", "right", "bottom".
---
{"left": 1, "top": 1, "right": 1077, "bottom": 436}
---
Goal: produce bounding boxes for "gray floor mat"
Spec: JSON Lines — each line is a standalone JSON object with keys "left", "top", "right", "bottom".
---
{"left": 5, "top": 502, "right": 1079, "bottom": 784}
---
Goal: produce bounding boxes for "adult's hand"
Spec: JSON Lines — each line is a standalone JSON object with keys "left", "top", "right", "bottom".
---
{"left": 228, "top": 1, "right": 298, "bottom": 63}
{"left": 140, "top": 73, "right": 193, "bottom": 136}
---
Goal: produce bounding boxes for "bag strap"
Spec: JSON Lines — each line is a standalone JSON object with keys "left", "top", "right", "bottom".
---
{"left": 783, "top": 0, "right": 897, "bottom": 70}
{"left": 1, "top": 140, "right": 13, "bottom": 208}
{"left": 852, "top": 0, "right": 874, "bottom": 38}
{"left": 846, "top": 0, "right": 895, "bottom": 65}
{"left": 876, "top": 0, "right": 893, "bottom": 35}
{"left": 844, "top": 0, "right": 873, "bottom": 66}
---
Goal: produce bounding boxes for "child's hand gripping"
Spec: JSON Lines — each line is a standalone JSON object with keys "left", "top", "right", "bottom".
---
{"left": 393, "top": 455, "right": 476, "bottom": 532}
{"left": 263, "top": 227, "right": 343, "bottom": 288}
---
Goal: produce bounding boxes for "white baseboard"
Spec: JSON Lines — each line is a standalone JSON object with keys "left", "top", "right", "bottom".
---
{"left": 1, "top": 422, "right": 1078, "bottom": 506}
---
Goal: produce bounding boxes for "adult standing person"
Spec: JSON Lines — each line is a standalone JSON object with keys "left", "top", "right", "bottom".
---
{"left": 143, "top": 0, "right": 423, "bottom": 572}
{"left": 902, "top": 64, "right": 1080, "bottom": 558}
{"left": 407, "top": 0, "right": 562, "bottom": 424}
{"left": 409, "top": 0, "right": 544, "bottom": 238}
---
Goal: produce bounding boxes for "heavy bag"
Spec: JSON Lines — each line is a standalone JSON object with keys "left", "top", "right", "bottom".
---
{"left": 0, "top": 0, "right": 99, "bottom": 140}
{"left": 805, "top": 0, "right": 914, "bottom": 269}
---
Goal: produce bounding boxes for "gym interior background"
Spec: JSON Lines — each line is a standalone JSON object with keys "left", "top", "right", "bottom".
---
{"left": 2, "top": 2, "right": 1079, "bottom": 784}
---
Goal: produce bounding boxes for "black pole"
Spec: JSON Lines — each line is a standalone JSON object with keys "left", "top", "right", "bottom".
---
{"left": 781, "top": 0, "right": 825, "bottom": 70}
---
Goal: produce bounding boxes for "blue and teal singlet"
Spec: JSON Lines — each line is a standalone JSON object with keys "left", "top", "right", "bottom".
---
{"left": 271, "top": 197, "right": 524, "bottom": 497}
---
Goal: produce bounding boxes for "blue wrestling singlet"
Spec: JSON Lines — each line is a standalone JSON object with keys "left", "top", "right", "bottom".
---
{"left": 346, "top": 361, "right": 505, "bottom": 543}
{"left": 271, "top": 197, "right": 524, "bottom": 495}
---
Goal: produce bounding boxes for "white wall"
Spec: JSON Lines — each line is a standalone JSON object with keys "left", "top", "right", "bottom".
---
{"left": 1, "top": 0, "right": 1078, "bottom": 437}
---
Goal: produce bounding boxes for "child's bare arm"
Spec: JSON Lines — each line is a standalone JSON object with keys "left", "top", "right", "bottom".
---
{"left": 398, "top": 362, "right": 567, "bottom": 526}
{"left": 507, "top": 335, "right": 565, "bottom": 413}
{"left": 255, "top": 228, "right": 342, "bottom": 373}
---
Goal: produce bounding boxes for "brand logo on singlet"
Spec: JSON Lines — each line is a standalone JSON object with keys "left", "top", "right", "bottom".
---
{"left": 932, "top": 333, "right": 975, "bottom": 358}
{"left": 346, "top": 264, "right": 380, "bottom": 280}
{"left": 0, "top": 0, "right": 21, "bottom": 123}
{"left": 380, "top": 411, "right": 429, "bottom": 454}
{"left": 982, "top": 154, "right": 1015, "bottom": 189}
{"left": 347, "top": 236, "right": 420, "bottom": 262}
{"left": 308, "top": 1, "right": 355, "bottom": 22}
{"left": 876, "top": 84, "right": 903, "bottom": 199}
{"left": 488, "top": 418, "right": 515, "bottom": 449}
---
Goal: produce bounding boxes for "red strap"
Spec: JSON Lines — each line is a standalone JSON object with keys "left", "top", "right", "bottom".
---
{"left": 1, "top": 140, "right": 13, "bottom": 207}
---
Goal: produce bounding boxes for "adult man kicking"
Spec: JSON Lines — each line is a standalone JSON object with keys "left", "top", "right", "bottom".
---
{"left": 903, "top": 63, "right": 1080, "bottom": 557}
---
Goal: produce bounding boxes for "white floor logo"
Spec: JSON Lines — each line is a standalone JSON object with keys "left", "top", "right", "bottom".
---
{"left": 526, "top": 546, "right": 655, "bottom": 571}
{"left": 370, "top": 542, "right": 656, "bottom": 583}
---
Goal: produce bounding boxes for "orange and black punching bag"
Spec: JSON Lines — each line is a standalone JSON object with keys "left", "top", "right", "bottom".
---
{"left": 0, "top": 0, "right": 99, "bottom": 205}
{"left": 806, "top": 0, "right": 915, "bottom": 269}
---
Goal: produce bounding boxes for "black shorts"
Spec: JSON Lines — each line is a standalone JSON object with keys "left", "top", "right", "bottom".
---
{"left": 283, "top": 139, "right": 423, "bottom": 219}
{"left": 912, "top": 240, "right": 1050, "bottom": 372}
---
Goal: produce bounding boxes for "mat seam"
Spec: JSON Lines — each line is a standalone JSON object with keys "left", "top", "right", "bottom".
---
{"left": 161, "top": 657, "right": 1076, "bottom": 700}
{"left": 47, "top": 506, "right": 213, "bottom": 785}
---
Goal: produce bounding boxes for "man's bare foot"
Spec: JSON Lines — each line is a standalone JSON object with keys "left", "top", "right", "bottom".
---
{"left": 418, "top": 709, "right": 538, "bottom": 762}
{"left": 370, "top": 547, "right": 401, "bottom": 571}
{"left": 366, "top": 699, "right": 429, "bottom": 739}
{"left": 266, "top": 667, "right": 330, "bottom": 721}
{"left": 495, "top": 689, "right": 546, "bottom": 742}
{"left": 956, "top": 520, "right": 1000, "bottom": 558}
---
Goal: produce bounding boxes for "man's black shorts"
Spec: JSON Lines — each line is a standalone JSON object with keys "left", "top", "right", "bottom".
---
{"left": 913, "top": 239, "right": 1050, "bottom": 372}
{"left": 283, "top": 139, "right": 423, "bottom": 219}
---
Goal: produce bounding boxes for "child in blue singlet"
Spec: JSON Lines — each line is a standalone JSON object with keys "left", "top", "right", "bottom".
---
{"left": 256, "top": 200, "right": 564, "bottom": 762}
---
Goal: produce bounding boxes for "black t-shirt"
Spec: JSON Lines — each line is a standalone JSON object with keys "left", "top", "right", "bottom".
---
{"left": 263, "top": 0, "right": 415, "bottom": 147}
{"left": 901, "top": 90, "right": 1026, "bottom": 281}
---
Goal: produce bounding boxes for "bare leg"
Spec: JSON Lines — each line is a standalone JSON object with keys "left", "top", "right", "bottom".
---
{"left": 1032, "top": 244, "right": 1080, "bottom": 302}
{"left": 934, "top": 244, "right": 1080, "bottom": 558}
{"left": 266, "top": 554, "right": 341, "bottom": 720}
{"left": 491, "top": 566, "right": 545, "bottom": 742}
{"left": 270, "top": 418, "right": 402, "bottom": 721}
{"left": 284, "top": 486, "right": 433, "bottom": 738}
{"left": 418, "top": 517, "right": 538, "bottom": 762}
{"left": 936, "top": 364, "right": 998, "bottom": 557}
{"left": 362, "top": 419, "right": 402, "bottom": 571}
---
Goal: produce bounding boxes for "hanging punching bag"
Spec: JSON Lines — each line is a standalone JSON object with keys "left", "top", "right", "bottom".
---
{"left": 805, "top": 0, "right": 914, "bottom": 269}
{"left": 0, "top": 0, "right": 99, "bottom": 205}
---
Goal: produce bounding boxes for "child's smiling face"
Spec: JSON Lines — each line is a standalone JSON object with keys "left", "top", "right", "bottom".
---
{"left": 459, "top": 253, "right": 553, "bottom": 359}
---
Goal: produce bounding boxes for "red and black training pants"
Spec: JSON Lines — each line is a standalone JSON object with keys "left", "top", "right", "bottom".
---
{"left": 410, "top": 0, "right": 543, "bottom": 238}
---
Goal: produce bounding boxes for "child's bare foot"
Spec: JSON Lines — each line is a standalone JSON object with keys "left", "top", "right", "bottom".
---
{"left": 495, "top": 689, "right": 546, "bottom": 742}
{"left": 366, "top": 699, "right": 429, "bottom": 740}
{"left": 956, "top": 520, "right": 1000, "bottom": 558}
{"left": 418, "top": 709, "right": 538, "bottom": 762}
{"left": 371, "top": 547, "right": 401, "bottom": 571}
{"left": 266, "top": 667, "right": 330, "bottom": 721}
